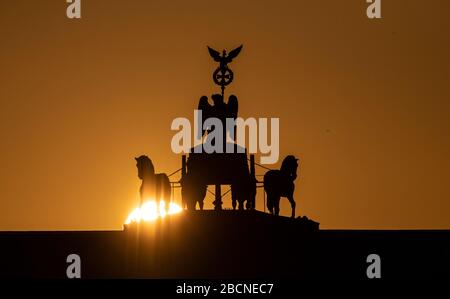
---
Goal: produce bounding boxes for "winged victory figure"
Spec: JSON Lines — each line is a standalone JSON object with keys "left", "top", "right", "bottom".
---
{"left": 197, "top": 94, "right": 238, "bottom": 141}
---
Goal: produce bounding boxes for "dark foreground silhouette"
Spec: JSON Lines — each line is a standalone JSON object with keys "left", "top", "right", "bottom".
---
{"left": 1, "top": 211, "right": 449, "bottom": 279}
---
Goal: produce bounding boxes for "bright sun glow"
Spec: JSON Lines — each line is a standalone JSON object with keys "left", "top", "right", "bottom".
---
{"left": 125, "top": 200, "right": 183, "bottom": 224}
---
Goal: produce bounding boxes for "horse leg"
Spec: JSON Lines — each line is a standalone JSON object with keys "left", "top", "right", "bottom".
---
{"left": 267, "top": 194, "right": 275, "bottom": 214}
{"left": 187, "top": 200, "right": 194, "bottom": 211}
{"left": 139, "top": 184, "right": 144, "bottom": 207}
{"left": 231, "top": 185, "right": 237, "bottom": 210}
{"left": 249, "top": 184, "right": 256, "bottom": 210}
{"left": 249, "top": 188, "right": 256, "bottom": 210}
{"left": 163, "top": 200, "right": 168, "bottom": 214}
{"left": 244, "top": 179, "right": 255, "bottom": 210}
{"left": 274, "top": 196, "right": 281, "bottom": 216}
{"left": 238, "top": 196, "right": 245, "bottom": 211}
{"left": 288, "top": 195, "right": 296, "bottom": 218}
{"left": 162, "top": 182, "right": 170, "bottom": 214}
{"left": 198, "top": 198, "right": 204, "bottom": 211}
{"left": 155, "top": 181, "right": 163, "bottom": 213}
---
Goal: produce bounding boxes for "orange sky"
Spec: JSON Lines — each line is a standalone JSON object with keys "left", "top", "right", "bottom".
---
{"left": 1, "top": 0, "right": 449, "bottom": 230}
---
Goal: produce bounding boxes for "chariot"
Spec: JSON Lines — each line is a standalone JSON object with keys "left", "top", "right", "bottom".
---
{"left": 180, "top": 143, "right": 257, "bottom": 211}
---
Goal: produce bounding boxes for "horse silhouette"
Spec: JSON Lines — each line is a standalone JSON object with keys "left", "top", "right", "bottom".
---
{"left": 263, "top": 155, "right": 299, "bottom": 218}
{"left": 231, "top": 175, "right": 257, "bottom": 211}
{"left": 181, "top": 171, "right": 207, "bottom": 210}
{"left": 135, "top": 155, "right": 171, "bottom": 211}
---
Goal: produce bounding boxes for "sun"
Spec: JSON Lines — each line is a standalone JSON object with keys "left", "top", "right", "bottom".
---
{"left": 125, "top": 200, "right": 183, "bottom": 224}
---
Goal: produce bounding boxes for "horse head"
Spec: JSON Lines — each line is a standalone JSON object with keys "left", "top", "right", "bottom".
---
{"left": 135, "top": 155, "right": 155, "bottom": 180}
{"left": 280, "top": 155, "right": 299, "bottom": 180}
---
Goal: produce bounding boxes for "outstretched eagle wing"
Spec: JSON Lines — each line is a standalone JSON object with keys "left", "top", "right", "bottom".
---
{"left": 197, "top": 96, "right": 212, "bottom": 139}
{"left": 227, "top": 95, "right": 239, "bottom": 141}
{"left": 207, "top": 46, "right": 222, "bottom": 62}
{"left": 225, "top": 45, "right": 243, "bottom": 63}
{"left": 227, "top": 95, "right": 238, "bottom": 119}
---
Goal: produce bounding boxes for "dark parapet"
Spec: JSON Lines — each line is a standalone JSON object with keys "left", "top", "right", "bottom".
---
{"left": 124, "top": 210, "right": 320, "bottom": 278}
{"left": 2, "top": 213, "right": 450, "bottom": 279}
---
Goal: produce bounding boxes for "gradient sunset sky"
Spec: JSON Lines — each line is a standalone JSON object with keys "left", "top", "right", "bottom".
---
{"left": 1, "top": 0, "right": 449, "bottom": 230}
